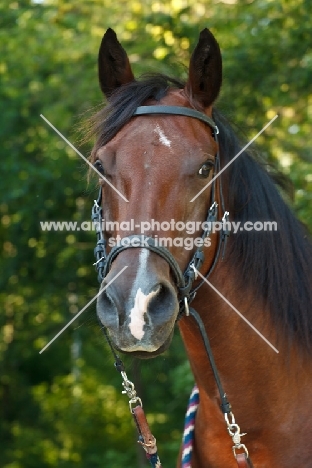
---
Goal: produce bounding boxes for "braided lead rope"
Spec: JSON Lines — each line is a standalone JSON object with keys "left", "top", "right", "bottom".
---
{"left": 181, "top": 385, "right": 199, "bottom": 468}
{"left": 146, "top": 452, "right": 162, "bottom": 468}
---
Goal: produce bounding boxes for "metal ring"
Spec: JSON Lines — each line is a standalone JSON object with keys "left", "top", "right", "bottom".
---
{"left": 129, "top": 397, "right": 143, "bottom": 411}
{"left": 184, "top": 297, "right": 190, "bottom": 316}
{"left": 233, "top": 444, "right": 249, "bottom": 458}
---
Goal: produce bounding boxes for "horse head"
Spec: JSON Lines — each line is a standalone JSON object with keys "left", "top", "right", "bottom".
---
{"left": 92, "top": 28, "right": 223, "bottom": 358}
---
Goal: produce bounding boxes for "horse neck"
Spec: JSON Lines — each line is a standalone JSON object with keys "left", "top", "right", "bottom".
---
{"left": 178, "top": 260, "right": 312, "bottom": 466}
{"left": 178, "top": 260, "right": 306, "bottom": 417}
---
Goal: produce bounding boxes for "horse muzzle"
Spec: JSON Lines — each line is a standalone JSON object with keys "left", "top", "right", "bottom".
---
{"left": 96, "top": 248, "right": 180, "bottom": 356}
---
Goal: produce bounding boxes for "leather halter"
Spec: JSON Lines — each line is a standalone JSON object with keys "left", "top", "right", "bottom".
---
{"left": 92, "top": 105, "right": 230, "bottom": 314}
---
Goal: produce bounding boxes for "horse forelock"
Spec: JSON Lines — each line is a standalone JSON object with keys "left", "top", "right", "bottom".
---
{"left": 88, "top": 74, "right": 185, "bottom": 160}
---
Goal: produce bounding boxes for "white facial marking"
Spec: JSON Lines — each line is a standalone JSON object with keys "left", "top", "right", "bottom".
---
{"left": 154, "top": 124, "right": 171, "bottom": 148}
{"left": 128, "top": 249, "right": 149, "bottom": 340}
{"left": 128, "top": 249, "right": 158, "bottom": 341}
{"left": 129, "top": 287, "right": 158, "bottom": 340}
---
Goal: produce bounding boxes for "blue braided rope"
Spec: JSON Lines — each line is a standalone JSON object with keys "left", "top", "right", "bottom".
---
{"left": 146, "top": 452, "right": 162, "bottom": 468}
{"left": 181, "top": 385, "right": 199, "bottom": 468}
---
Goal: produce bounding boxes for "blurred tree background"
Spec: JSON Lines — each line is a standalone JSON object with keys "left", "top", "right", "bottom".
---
{"left": 0, "top": 0, "right": 311, "bottom": 466}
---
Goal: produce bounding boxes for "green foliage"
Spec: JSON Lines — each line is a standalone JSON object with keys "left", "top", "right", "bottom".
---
{"left": 0, "top": 0, "right": 311, "bottom": 466}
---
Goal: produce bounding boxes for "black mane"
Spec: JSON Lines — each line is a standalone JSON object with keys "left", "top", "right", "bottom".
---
{"left": 89, "top": 74, "right": 312, "bottom": 353}
{"left": 214, "top": 110, "right": 312, "bottom": 352}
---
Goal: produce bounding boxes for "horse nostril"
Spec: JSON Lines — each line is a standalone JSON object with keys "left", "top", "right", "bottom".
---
{"left": 145, "top": 283, "right": 177, "bottom": 322}
{"left": 97, "top": 286, "right": 123, "bottom": 328}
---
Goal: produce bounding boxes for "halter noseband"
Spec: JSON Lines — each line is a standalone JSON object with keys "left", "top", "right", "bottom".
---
{"left": 91, "top": 105, "right": 229, "bottom": 315}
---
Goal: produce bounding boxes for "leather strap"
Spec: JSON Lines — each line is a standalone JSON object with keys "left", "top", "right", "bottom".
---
{"left": 236, "top": 453, "right": 254, "bottom": 468}
{"left": 132, "top": 405, "right": 158, "bottom": 455}
{"left": 133, "top": 105, "right": 218, "bottom": 131}
{"left": 189, "top": 308, "right": 231, "bottom": 413}
{"left": 101, "top": 234, "right": 185, "bottom": 289}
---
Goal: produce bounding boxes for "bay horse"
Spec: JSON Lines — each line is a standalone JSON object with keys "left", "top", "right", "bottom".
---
{"left": 89, "top": 28, "right": 312, "bottom": 467}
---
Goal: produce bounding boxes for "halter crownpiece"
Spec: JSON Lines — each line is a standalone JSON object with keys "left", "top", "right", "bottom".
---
{"left": 133, "top": 105, "right": 219, "bottom": 134}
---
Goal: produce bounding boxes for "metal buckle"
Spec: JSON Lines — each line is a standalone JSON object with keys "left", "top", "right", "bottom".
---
{"left": 184, "top": 297, "right": 190, "bottom": 316}
{"left": 209, "top": 201, "right": 218, "bottom": 215}
{"left": 190, "top": 263, "right": 198, "bottom": 280}
{"left": 222, "top": 211, "right": 230, "bottom": 224}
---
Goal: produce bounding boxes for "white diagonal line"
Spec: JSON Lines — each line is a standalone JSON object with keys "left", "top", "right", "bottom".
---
{"left": 193, "top": 267, "right": 279, "bottom": 353}
{"left": 190, "top": 114, "right": 278, "bottom": 202}
{"left": 39, "top": 266, "right": 128, "bottom": 353}
{"left": 40, "top": 114, "right": 129, "bottom": 202}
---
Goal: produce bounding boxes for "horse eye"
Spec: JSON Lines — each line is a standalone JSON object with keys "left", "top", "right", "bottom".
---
{"left": 198, "top": 161, "right": 214, "bottom": 178}
{"left": 94, "top": 160, "right": 105, "bottom": 175}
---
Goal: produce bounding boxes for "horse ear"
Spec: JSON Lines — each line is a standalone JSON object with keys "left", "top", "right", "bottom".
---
{"left": 98, "top": 28, "right": 135, "bottom": 97}
{"left": 186, "top": 28, "right": 222, "bottom": 108}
